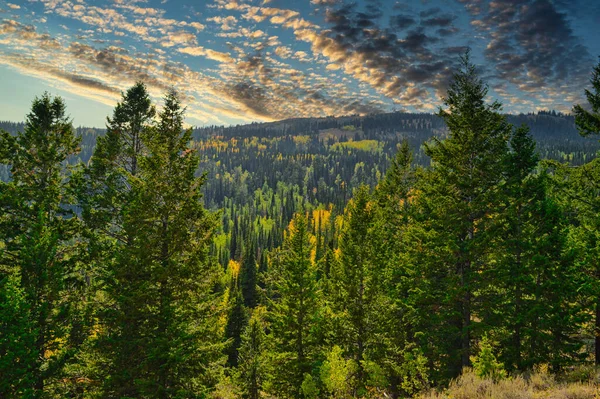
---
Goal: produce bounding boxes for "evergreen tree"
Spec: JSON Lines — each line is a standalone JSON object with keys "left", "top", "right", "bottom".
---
{"left": 78, "top": 81, "right": 155, "bottom": 234}
{"left": 0, "top": 93, "right": 81, "bottom": 397}
{"left": 241, "top": 238, "right": 258, "bottom": 308}
{"left": 0, "top": 275, "right": 36, "bottom": 398}
{"left": 330, "top": 185, "right": 387, "bottom": 394}
{"left": 225, "top": 273, "right": 248, "bottom": 367}
{"left": 73, "top": 82, "right": 157, "bottom": 394}
{"left": 238, "top": 307, "right": 269, "bottom": 399}
{"left": 105, "top": 81, "right": 156, "bottom": 176}
{"left": 373, "top": 141, "right": 416, "bottom": 397}
{"left": 267, "top": 213, "right": 321, "bottom": 398}
{"left": 573, "top": 58, "right": 600, "bottom": 138}
{"left": 572, "top": 58, "right": 600, "bottom": 365}
{"left": 481, "top": 125, "right": 542, "bottom": 371}
{"left": 103, "top": 89, "right": 222, "bottom": 397}
{"left": 413, "top": 51, "right": 511, "bottom": 379}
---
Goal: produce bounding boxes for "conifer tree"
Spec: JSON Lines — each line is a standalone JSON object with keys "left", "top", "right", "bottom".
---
{"left": 330, "top": 185, "right": 387, "bottom": 394}
{"left": 267, "top": 213, "right": 321, "bottom": 398}
{"left": 238, "top": 307, "right": 269, "bottom": 399}
{"left": 241, "top": 238, "right": 258, "bottom": 308}
{"left": 414, "top": 51, "right": 511, "bottom": 379}
{"left": 78, "top": 81, "right": 155, "bottom": 234}
{"left": 225, "top": 274, "right": 248, "bottom": 367}
{"left": 573, "top": 58, "right": 600, "bottom": 137}
{"left": 0, "top": 93, "right": 80, "bottom": 397}
{"left": 73, "top": 83, "right": 157, "bottom": 394}
{"left": 572, "top": 58, "right": 600, "bottom": 365}
{"left": 485, "top": 125, "right": 584, "bottom": 371}
{"left": 373, "top": 141, "right": 416, "bottom": 396}
{"left": 0, "top": 275, "right": 36, "bottom": 398}
{"left": 102, "top": 89, "right": 222, "bottom": 397}
{"left": 486, "top": 125, "right": 541, "bottom": 371}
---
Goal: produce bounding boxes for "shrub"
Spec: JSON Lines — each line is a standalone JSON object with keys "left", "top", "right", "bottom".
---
{"left": 471, "top": 335, "right": 507, "bottom": 381}
{"left": 320, "top": 345, "right": 355, "bottom": 399}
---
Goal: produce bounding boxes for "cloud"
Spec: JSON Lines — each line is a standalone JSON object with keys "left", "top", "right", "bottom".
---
{"left": 311, "top": 0, "right": 339, "bottom": 5}
{"left": 7, "top": 3, "right": 20, "bottom": 10}
{"left": 390, "top": 14, "right": 416, "bottom": 30}
{"left": 274, "top": 46, "right": 292, "bottom": 58}
{"left": 0, "top": 19, "right": 61, "bottom": 50}
{"left": 161, "top": 30, "right": 197, "bottom": 47}
{"left": 4, "top": 53, "right": 119, "bottom": 95}
{"left": 178, "top": 46, "right": 234, "bottom": 63}
{"left": 421, "top": 14, "right": 456, "bottom": 28}
{"left": 466, "top": 0, "right": 593, "bottom": 108}
{"left": 284, "top": 1, "right": 458, "bottom": 105}
{"left": 207, "top": 15, "right": 238, "bottom": 31}
{"left": 3, "top": 0, "right": 592, "bottom": 124}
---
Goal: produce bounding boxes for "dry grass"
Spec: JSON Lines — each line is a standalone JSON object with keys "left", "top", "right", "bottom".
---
{"left": 419, "top": 367, "right": 599, "bottom": 399}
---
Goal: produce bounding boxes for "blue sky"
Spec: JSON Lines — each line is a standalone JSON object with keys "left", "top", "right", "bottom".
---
{"left": 0, "top": 0, "right": 599, "bottom": 127}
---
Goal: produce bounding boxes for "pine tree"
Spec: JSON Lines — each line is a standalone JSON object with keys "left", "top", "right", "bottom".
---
{"left": 572, "top": 58, "right": 600, "bottom": 365}
{"left": 73, "top": 83, "right": 157, "bottom": 395}
{"left": 470, "top": 335, "right": 506, "bottom": 381}
{"left": 486, "top": 125, "right": 584, "bottom": 371}
{"left": 78, "top": 81, "right": 155, "bottom": 234}
{"left": 373, "top": 141, "right": 416, "bottom": 397}
{"left": 241, "top": 238, "right": 258, "bottom": 308}
{"left": 238, "top": 307, "right": 269, "bottom": 399}
{"left": 573, "top": 58, "right": 600, "bottom": 137}
{"left": 330, "top": 185, "right": 387, "bottom": 394}
{"left": 225, "top": 273, "right": 248, "bottom": 367}
{"left": 0, "top": 93, "right": 81, "bottom": 397}
{"left": 0, "top": 275, "right": 36, "bottom": 398}
{"left": 414, "top": 51, "right": 511, "bottom": 379}
{"left": 102, "top": 89, "right": 222, "bottom": 397}
{"left": 483, "top": 125, "right": 542, "bottom": 371}
{"left": 267, "top": 213, "right": 321, "bottom": 398}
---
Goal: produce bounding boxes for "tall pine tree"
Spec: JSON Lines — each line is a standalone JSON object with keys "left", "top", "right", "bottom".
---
{"left": 100, "top": 88, "right": 223, "bottom": 397}
{"left": 329, "top": 185, "right": 388, "bottom": 394}
{"left": 0, "top": 93, "right": 81, "bottom": 397}
{"left": 413, "top": 51, "right": 511, "bottom": 379}
{"left": 266, "top": 213, "right": 321, "bottom": 398}
{"left": 572, "top": 58, "right": 600, "bottom": 365}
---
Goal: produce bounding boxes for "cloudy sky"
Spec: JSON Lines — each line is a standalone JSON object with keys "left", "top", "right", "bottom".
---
{"left": 0, "top": 0, "right": 599, "bottom": 127}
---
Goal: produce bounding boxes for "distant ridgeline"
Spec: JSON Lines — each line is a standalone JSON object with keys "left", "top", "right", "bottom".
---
{"left": 1, "top": 111, "right": 597, "bottom": 260}
{"left": 2, "top": 111, "right": 595, "bottom": 205}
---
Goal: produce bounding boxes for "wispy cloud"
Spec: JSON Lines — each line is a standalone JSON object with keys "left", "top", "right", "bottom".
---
{"left": 0, "top": 0, "right": 597, "bottom": 125}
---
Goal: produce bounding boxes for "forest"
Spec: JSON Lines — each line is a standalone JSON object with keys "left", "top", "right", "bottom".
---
{"left": 2, "top": 54, "right": 600, "bottom": 399}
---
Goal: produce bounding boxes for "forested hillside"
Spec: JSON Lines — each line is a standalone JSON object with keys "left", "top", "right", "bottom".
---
{"left": 2, "top": 55, "right": 600, "bottom": 399}
{"left": 1, "top": 101, "right": 597, "bottom": 270}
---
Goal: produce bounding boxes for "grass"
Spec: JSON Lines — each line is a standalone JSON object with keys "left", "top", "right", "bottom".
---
{"left": 419, "top": 367, "right": 599, "bottom": 399}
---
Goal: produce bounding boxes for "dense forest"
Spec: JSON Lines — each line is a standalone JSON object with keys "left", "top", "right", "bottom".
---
{"left": 2, "top": 54, "right": 600, "bottom": 398}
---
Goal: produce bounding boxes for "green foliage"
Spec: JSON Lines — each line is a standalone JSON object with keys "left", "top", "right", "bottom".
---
{"left": 411, "top": 51, "right": 513, "bottom": 380}
{"left": 398, "top": 347, "right": 430, "bottom": 396}
{"left": 329, "top": 185, "right": 388, "bottom": 392}
{"left": 0, "top": 275, "right": 36, "bottom": 398}
{"left": 240, "top": 239, "right": 258, "bottom": 308}
{"left": 320, "top": 345, "right": 356, "bottom": 399}
{"left": 225, "top": 278, "right": 248, "bottom": 367}
{"left": 238, "top": 307, "right": 269, "bottom": 399}
{"left": 3, "top": 59, "right": 600, "bottom": 398}
{"left": 0, "top": 92, "right": 81, "bottom": 397}
{"left": 300, "top": 373, "right": 320, "bottom": 399}
{"left": 470, "top": 335, "right": 507, "bottom": 381}
{"left": 81, "top": 86, "right": 224, "bottom": 398}
{"left": 267, "top": 213, "right": 322, "bottom": 398}
{"left": 573, "top": 58, "right": 600, "bottom": 137}
{"left": 330, "top": 139, "right": 382, "bottom": 153}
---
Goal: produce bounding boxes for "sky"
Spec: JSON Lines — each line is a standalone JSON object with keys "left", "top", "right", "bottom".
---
{"left": 0, "top": 0, "right": 599, "bottom": 127}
